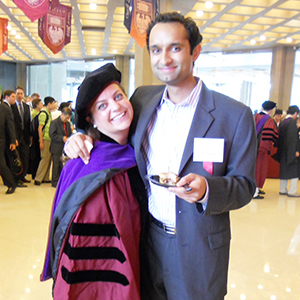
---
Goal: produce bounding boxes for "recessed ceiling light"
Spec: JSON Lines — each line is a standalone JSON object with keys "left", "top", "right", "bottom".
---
{"left": 89, "top": 3, "right": 97, "bottom": 10}
{"left": 260, "top": 35, "right": 266, "bottom": 41}
{"left": 11, "top": 29, "right": 16, "bottom": 35}
{"left": 91, "top": 48, "right": 96, "bottom": 55}
{"left": 16, "top": 34, "right": 21, "bottom": 39}
{"left": 196, "top": 10, "right": 204, "bottom": 17}
{"left": 7, "top": 24, "right": 11, "bottom": 30}
{"left": 205, "top": 1, "right": 213, "bottom": 9}
{"left": 250, "top": 39, "right": 256, "bottom": 45}
{"left": 113, "top": 50, "right": 117, "bottom": 54}
{"left": 286, "top": 37, "right": 293, "bottom": 43}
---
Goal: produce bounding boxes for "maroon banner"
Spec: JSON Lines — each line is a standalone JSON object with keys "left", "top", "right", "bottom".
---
{"left": 124, "top": 0, "right": 160, "bottom": 48}
{"left": 13, "top": 0, "right": 49, "bottom": 22}
{"left": 0, "top": 18, "right": 8, "bottom": 56}
{"left": 38, "top": 0, "right": 71, "bottom": 54}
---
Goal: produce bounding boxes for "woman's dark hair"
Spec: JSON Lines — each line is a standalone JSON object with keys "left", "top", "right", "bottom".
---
{"left": 146, "top": 12, "right": 203, "bottom": 55}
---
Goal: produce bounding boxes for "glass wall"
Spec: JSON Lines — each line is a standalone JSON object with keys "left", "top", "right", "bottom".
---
{"left": 27, "top": 59, "right": 114, "bottom": 106}
{"left": 290, "top": 49, "right": 300, "bottom": 106}
{"left": 194, "top": 51, "right": 272, "bottom": 112}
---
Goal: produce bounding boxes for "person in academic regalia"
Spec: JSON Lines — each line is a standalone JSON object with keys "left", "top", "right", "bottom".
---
{"left": 253, "top": 100, "right": 279, "bottom": 199}
{"left": 40, "top": 63, "right": 147, "bottom": 300}
{"left": 277, "top": 105, "right": 300, "bottom": 197}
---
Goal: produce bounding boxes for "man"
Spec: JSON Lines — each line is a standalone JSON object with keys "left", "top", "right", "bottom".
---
{"left": 29, "top": 98, "right": 44, "bottom": 179}
{"left": 65, "top": 12, "right": 256, "bottom": 300}
{"left": 34, "top": 96, "right": 56, "bottom": 186}
{"left": 273, "top": 108, "right": 283, "bottom": 128}
{"left": 11, "top": 86, "right": 31, "bottom": 185}
{"left": 49, "top": 107, "right": 72, "bottom": 187}
{"left": 0, "top": 91, "right": 18, "bottom": 194}
{"left": 253, "top": 101, "right": 278, "bottom": 199}
{"left": 277, "top": 105, "right": 300, "bottom": 197}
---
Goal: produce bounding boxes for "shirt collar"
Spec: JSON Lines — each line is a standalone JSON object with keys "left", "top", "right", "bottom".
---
{"left": 3, "top": 100, "right": 10, "bottom": 107}
{"left": 160, "top": 77, "right": 202, "bottom": 108}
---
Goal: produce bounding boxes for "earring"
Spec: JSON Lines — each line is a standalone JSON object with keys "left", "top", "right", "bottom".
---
{"left": 93, "top": 124, "right": 97, "bottom": 129}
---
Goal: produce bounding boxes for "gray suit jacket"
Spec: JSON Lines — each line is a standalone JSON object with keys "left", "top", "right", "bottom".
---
{"left": 49, "top": 117, "right": 72, "bottom": 155}
{"left": 130, "top": 82, "right": 256, "bottom": 299}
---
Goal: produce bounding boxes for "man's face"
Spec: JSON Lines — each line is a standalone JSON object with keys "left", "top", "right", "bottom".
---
{"left": 7, "top": 93, "right": 16, "bottom": 105}
{"left": 274, "top": 114, "right": 282, "bottom": 123}
{"left": 61, "top": 114, "right": 71, "bottom": 123}
{"left": 16, "top": 89, "right": 24, "bottom": 102}
{"left": 148, "top": 22, "right": 201, "bottom": 87}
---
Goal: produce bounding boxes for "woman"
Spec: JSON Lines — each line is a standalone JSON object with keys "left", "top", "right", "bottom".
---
{"left": 40, "top": 63, "right": 146, "bottom": 299}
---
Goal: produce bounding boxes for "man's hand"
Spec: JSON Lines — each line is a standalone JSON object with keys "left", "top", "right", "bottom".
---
{"left": 10, "top": 144, "right": 16, "bottom": 151}
{"left": 40, "top": 140, "right": 45, "bottom": 150}
{"left": 168, "top": 173, "right": 207, "bottom": 203}
{"left": 64, "top": 133, "right": 93, "bottom": 164}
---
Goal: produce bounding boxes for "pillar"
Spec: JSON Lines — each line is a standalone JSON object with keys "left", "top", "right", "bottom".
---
{"left": 270, "top": 46, "right": 296, "bottom": 110}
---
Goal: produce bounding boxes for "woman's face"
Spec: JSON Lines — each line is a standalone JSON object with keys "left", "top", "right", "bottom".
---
{"left": 90, "top": 83, "right": 133, "bottom": 145}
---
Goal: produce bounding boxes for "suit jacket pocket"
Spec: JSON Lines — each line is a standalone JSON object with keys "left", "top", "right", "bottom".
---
{"left": 208, "top": 228, "right": 231, "bottom": 250}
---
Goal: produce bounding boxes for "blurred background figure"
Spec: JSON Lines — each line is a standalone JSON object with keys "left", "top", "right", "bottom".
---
{"left": 49, "top": 107, "right": 72, "bottom": 188}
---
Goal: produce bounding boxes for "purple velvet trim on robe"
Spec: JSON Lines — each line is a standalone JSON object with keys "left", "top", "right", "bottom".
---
{"left": 40, "top": 141, "right": 136, "bottom": 281}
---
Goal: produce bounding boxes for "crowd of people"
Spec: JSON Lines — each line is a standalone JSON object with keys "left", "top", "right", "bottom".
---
{"left": 0, "top": 11, "right": 300, "bottom": 300}
{"left": 254, "top": 101, "right": 300, "bottom": 199}
{"left": 0, "top": 87, "right": 75, "bottom": 194}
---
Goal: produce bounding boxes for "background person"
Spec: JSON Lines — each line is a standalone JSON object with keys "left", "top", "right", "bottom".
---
{"left": 11, "top": 86, "right": 31, "bottom": 185}
{"left": 34, "top": 96, "right": 56, "bottom": 186}
{"left": 49, "top": 107, "right": 72, "bottom": 187}
{"left": 277, "top": 105, "right": 300, "bottom": 197}
{"left": 253, "top": 100, "right": 278, "bottom": 199}
{"left": 0, "top": 90, "right": 18, "bottom": 194}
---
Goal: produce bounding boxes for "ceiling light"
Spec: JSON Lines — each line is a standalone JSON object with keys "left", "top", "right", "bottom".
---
{"left": 286, "top": 37, "right": 293, "bottom": 43}
{"left": 196, "top": 10, "right": 204, "bottom": 17}
{"left": 260, "top": 35, "right": 266, "bottom": 41}
{"left": 7, "top": 24, "right": 11, "bottom": 30}
{"left": 11, "top": 29, "right": 16, "bottom": 35}
{"left": 91, "top": 48, "right": 96, "bottom": 55}
{"left": 205, "top": 1, "right": 213, "bottom": 9}
{"left": 113, "top": 50, "right": 117, "bottom": 54}
{"left": 16, "top": 34, "right": 21, "bottom": 39}
{"left": 250, "top": 39, "right": 256, "bottom": 45}
{"left": 89, "top": 3, "right": 97, "bottom": 10}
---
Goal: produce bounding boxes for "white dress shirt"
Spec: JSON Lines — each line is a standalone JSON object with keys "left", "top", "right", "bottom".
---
{"left": 143, "top": 78, "right": 203, "bottom": 226}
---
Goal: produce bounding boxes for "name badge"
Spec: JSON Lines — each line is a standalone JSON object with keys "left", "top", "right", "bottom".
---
{"left": 193, "top": 138, "right": 224, "bottom": 163}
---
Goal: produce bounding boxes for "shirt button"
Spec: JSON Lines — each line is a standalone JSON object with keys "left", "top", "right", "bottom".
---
{"left": 179, "top": 211, "right": 182, "bottom": 214}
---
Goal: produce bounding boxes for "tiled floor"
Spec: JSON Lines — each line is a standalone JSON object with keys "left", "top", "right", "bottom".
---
{"left": 0, "top": 177, "right": 299, "bottom": 300}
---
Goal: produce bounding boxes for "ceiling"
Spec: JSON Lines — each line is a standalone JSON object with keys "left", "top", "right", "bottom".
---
{"left": 0, "top": 0, "right": 300, "bottom": 63}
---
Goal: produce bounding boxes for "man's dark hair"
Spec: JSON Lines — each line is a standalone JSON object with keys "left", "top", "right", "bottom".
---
{"left": 61, "top": 107, "right": 72, "bottom": 116}
{"left": 3, "top": 90, "right": 15, "bottom": 98}
{"left": 32, "top": 98, "right": 42, "bottom": 109}
{"left": 44, "top": 96, "right": 55, "bottom": 106}
{"left": 15, "top": 86, "right": 24, "bottom": 91}
{"left": 287, "top": 105, "right": 299, "bottom": 115}
{"left": 146, "top": 11, "right": 203, "bottom": 55}
{"left": 59, "top": 102, "right": 70, "bottom": 111}
{"left": 31, "top": 93, "right": 40, "bottom": 98}
{"left": 274, "top": 109, "right": 283, "bottom": 116}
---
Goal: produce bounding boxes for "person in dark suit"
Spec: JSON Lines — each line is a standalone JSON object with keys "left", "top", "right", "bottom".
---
{"left": 64, "top": 12, "right": 256, "bottom": 300}
{"left": 0, "top": 90, "right": 17, "bottom": 194}
{"left": 49, "top": 107, "right": 72, "bottom": 187}
{"left": 11, "top": 86, "right": 32, "bottom": 185}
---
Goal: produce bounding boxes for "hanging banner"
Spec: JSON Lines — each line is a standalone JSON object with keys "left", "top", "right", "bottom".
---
{"left": 13, "top": 0, "right": 49, "bottom": 22}
{"left": 38, "top": 0, "right": 71, "bottom": 54}
{"left": 0, "top": 18, "right": 8, "bottom": 56}
{"left": 124, "top": 0, "right": 160, "bottom": 48}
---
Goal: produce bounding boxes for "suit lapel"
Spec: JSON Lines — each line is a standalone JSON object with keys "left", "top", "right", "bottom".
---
{"left": 134, "top": 89, "right": 163, "bottom": 178}
{"left": 179, "top": 83, "right": 216, "bottom": 173}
